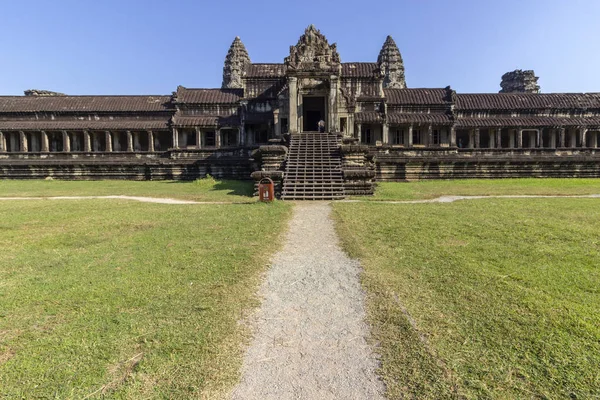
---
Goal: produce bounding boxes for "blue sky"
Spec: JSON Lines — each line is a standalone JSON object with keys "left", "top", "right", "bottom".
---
{"left": 1, "top": 0, "right": 599, "bottom": 95}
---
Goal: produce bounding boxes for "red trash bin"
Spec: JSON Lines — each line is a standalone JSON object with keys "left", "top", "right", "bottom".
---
{"left": 258, "top": 177, "right": 275, "bottom": 202}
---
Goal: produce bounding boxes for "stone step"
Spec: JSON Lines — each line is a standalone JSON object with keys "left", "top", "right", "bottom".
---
{"left": 283, "top": 132, "right": 345, "bottom": 200}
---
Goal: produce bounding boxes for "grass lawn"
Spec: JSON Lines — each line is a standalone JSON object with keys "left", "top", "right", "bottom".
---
{"left": 0, "top": 178, "right": 254, "bottom": 202}
{"left": 333, "top": 199, "right": 600, "bottom": 399}
{"left": 0, "top": 198, "right": 291, "bottom": 398}
{"left": 362, "top": 178, "right": 600, "bottom": 201}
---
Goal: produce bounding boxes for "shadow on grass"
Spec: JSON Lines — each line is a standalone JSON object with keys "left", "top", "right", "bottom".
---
{"left": 212, "top": 180, "right": 254, "bottom": 197}
{"left": 164, "top": 179, "right": 254, "bottom": 197}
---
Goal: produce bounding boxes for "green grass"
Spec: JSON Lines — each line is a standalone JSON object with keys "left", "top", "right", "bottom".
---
{"left": 0, "top": 177, "right": 254, "bottom": 202}
{"left": 333, "top": 199, "right": 600, "bottom": 399}
{"left": 361, "top": 178, "right": 600, "bottom": 201}
{"left": 0, "top": 199, "right": 291, "bottom": 398}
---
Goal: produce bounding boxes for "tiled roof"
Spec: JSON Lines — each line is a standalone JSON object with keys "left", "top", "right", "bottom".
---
{"left": 0, "top": 119, "right": 170, "bottom": 130}
{"left": 355, "top": 111, "right": 383, "bottom": 123}
{"left": 455, "top": 93, "right": 600, "bottom": 110}
{"left": 341, "top": 63, "right": 379, "bottom": 78}
{"left": 176, "top": 87, "right": 243, "bottom": 104}
{"left": 385, "top": 88, "right": 449, "bottom": 105}
{"left": 172, "top": 115, "right": 240, "bottom": 127}
{"left": 0, "top": 95, "right": 172, "bottom": 113}
{"left": 246, "top": 64, "right": 287, "bottom": 78}
{"left": 388, "top": 113, "right": 453, "bottom": 125}
{"left": 455, "top": 116, "right": 600, "bottom": 128}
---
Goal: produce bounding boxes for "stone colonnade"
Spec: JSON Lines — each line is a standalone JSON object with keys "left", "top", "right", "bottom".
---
{"left": 348, "top": 123, "right": 599, "bottom": 149}
{"left": 456, "top": 127, "right": 596, "bottom": 149}
{"left": 171, "top": 127, "right": 243, "bottom": 149}
{"left": 0, "top": 130, "right": 160, "bottom": 153}
{"left": 354, "top": 123, "right": 456, "bottom": 147}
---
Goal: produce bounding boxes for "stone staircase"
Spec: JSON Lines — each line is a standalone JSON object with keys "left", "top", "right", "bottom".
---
{"left": 282, "top": 132, "right": 345, "bottom": 200}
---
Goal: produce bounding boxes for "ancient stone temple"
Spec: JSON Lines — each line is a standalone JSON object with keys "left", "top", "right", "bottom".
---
{"left": 1, "top": 25, "right": 600, "bottom": 198}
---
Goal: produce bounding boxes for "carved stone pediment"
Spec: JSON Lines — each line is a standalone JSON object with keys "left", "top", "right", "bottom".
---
{"left": 285, "top": 25, "right": 340, "bottom": 73}
{"left": 300, "top": 78, "right": 327, "bottom": 89}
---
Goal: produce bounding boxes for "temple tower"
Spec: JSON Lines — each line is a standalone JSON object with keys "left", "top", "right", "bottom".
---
{"left": 222, "top": 37, "right": 251, "bottom": 89}
{"left": 377, "top": 36, "right": 406, "bottom": 89}
{"left": 499, "top": 69, "right": 540, "bottom": 93}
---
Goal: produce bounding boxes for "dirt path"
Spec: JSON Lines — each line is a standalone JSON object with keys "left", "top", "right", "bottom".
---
{"left": 342, "top": 194, "right": 600, "bottom": 204}
{"left": 0, "top": 195, "right": 233, "bottom": 204}
{"left": 231, "top": 202, "right": 384, "bottom": 400}
{"left": 1, "top": 194, "right": 599, "bottom": 206}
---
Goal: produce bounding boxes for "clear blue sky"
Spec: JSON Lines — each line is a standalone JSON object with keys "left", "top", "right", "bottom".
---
{"left": 1, "top": 0, "right": 599, "bottom": 95}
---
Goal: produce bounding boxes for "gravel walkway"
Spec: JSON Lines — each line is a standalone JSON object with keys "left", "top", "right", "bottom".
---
{"left": 231, "top": 202, "right": 384, "bottom": 400}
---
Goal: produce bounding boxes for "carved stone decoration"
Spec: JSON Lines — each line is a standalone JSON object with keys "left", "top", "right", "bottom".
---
{"left": 285, "top": 25, "right": 341, "bottom": 73}
{"left": 499, "top": 70, "right": 540, "bottom": 93}
{"left": 377, "top": 36, "right": 406, "bottom": 89}
{"left": 222, "top": 36, "right": 251, "bottom": 89}
{"left": 24, "top": 89, "right": 66, "bottom": 96}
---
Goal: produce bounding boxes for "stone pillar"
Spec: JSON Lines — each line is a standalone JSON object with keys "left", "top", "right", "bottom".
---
{"left": 489, "top": 130, "right": 495, "bottom": 148}
{"left": 126, "top": 131, "right": 133, "bottom": 152}
{"left": 216, "top": 129, "right": 222, "bottom": 148}
{"left": 496, "top": 128, "right": 502, "bottom": 148}
{"left": 240, "top": 101, "right": 248, "bottom": 145}
{"left": 273, "top": 109, "right": 281, "bottom": 137}
{"left": 133, "top": 131, "right": 140, "bottom": 151}
{"left": 550, "top": 129, "right": 556, "bottom": 149}
{"left": 474, "top": 128, "right": 480, "bottom": 148}
{"left": 329, "top": 75, "right": 339, "bottom": 132}
{"left": 537, "top": 129, "right": 543, "bottom": 148}
{"left": 147, "top": 131, "right": 155, "bottom": 152}
{"left": 517, "top": 128, "right": 523, "bottom": 148}
{"left": 172, "top": 128, "right": 179, "bottom": 149}
{"left": 559, "top": 128, "right": 565, "bottom": 148}
{"left": 240, "top": 125, "right": 246, "bottom": 146}
{"left": 356, "top": 123, "right": 362, "bottom": 141}
{"left": 61, "top": 131, "right": 70, "bottom": 152}
{"left": 83, "top": 130, "right": 91, "bottom": 152}
{"left": 450, "top": 126, "right": 456, "bottom": 147}
{"left": 0, "top": 131, "right": 4, "bottom": 152}
{"left": 347, "top": 113, "right": 355, "bottom": 138}
{"left": 288, "top": 77, "right": 298, "bottom": 134}
{"left": 427, "top": 124, "right": 433, "bottom": 147}
{"left": 19, "top": 131, "right": 28, "bottom": 152}
{"left": 41, "top": 131, "right": 49, "bottom": 152}
{"left": 592, "top": 132, "right": 598, "bottom": 148}
{"left": 408, "top": 125, "right": 413, "bottom": 147}
{"left": 195, "top": 127, "right": 202, "bottom": 149}
{"left": 105, "top": 131, "right": 113, "bottom": 152}
{"left": 580, "top": 127, "right": 588, "bottom": 147}
{"left": 382, "top": 123, "right": 389, "bottom": 145}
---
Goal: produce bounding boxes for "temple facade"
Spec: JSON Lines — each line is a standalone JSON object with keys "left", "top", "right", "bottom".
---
{"left": 1, "top": 25, "right": 600, "bottom": 186}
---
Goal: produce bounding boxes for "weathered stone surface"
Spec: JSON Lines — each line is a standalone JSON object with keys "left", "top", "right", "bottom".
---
{"left": 500, "top": 70, "right": 540, "bottom": 93}
{"left": 343, "top": 169, "right": 376, "bottom": 179}
{"left": 285, "top": 25, "right": 340, "bottom": 72}
{"left": 222, "top": 37, "right": 250, "bottom": 89}
{"left": 378, "top": 36, "right": 406, "bottom": 89}
{"left": 340, "top": 144, "right": 370, "bottom": 154}
{"left": 24, "top": 89, "right": 66, "bottom": 96}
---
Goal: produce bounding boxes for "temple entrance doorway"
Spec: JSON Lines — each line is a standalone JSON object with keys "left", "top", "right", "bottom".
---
{"left": 302, "top": 96, "right": 326, "bottom": 132}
